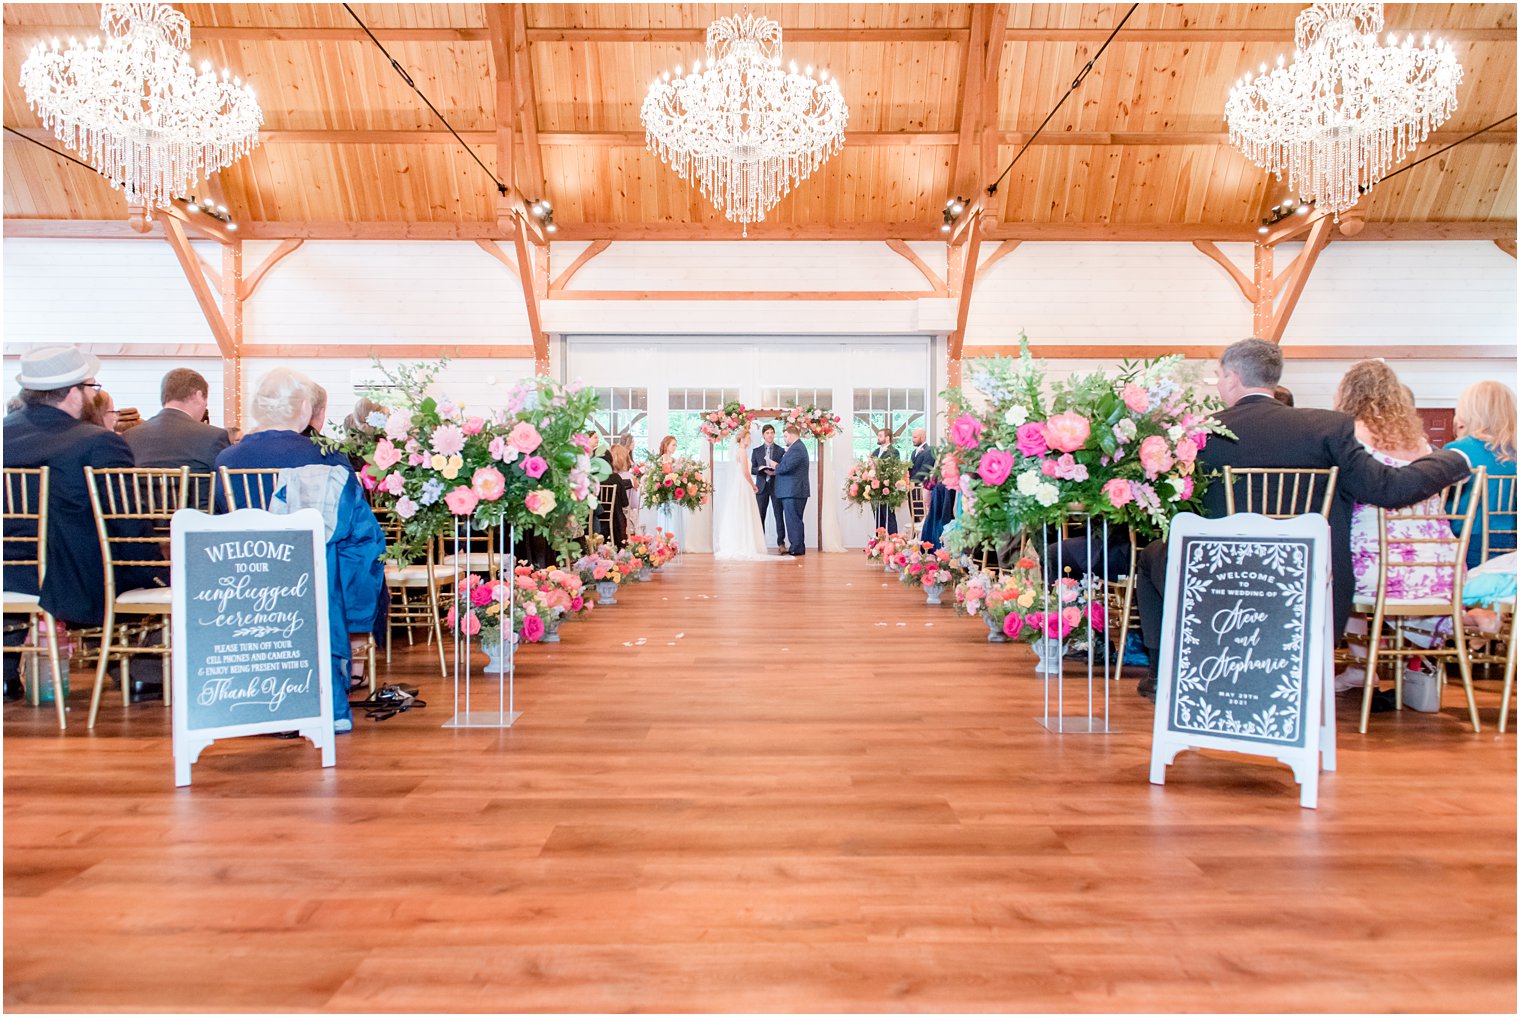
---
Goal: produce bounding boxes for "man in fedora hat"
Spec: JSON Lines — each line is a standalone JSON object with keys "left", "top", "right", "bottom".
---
{"left": 2, "top": 348, "right": 163, "bottom": 697}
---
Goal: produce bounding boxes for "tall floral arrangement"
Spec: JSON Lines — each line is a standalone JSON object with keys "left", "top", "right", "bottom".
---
{"left": 939, "top": 336, "right": 1232, "bottom": 553}
{"left": 700, "top": 400, "right": 754, "bottom": 442}
{"left": 641, "top": 456, "right": 711, "bottom": 510}
{"left": 783, "top": 404, "right": 843, "bottom": 440}
{"left": 356, "top": 363, "right": 609, "bottom": 563}
{"left": 843, "top": 455, "right": 910, "bottom": 509}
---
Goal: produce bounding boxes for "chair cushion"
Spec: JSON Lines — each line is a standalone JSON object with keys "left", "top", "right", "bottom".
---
{"left": 116, "top": 587, "right": 173, "bottom": 606}
{"left": 1353, "top": 595, "right": 1453, "bottom": 609}
{"left": 385, "top": 564, "right": 452, "bottom": 587}
{"left": 2, "top": 591, "right": 40, "bottom": 608}
{"left": 441, "top": 553, "right": 496, "bottom": 570}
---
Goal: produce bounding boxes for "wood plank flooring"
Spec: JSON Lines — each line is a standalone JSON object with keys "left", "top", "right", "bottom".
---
{"left": 5, "top": 554, "right": 1516, "bottom": 1012}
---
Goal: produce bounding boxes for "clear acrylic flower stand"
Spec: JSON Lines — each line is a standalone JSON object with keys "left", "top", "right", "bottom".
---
{"left": 1035, "top": 515, "right": 1115, "bottom": 735}
{"left": 442, "top": 521, "right": 521, "bottom": 728}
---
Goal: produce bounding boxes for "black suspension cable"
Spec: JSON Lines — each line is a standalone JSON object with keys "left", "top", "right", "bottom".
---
{"left": 1374, "top": 112, "right": 1517, "bottom": 187}
{"left": 342, "top": 3, "right": 509, "bottom": 196}
{"left": 4, "top": 125, "right": 103, "bottom": 176}
{"left": 986, "top": 2, "right": 1139, "bottom": 197}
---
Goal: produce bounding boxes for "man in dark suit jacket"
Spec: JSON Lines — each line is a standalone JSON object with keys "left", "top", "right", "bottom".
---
{"left": 2, "top": 347, "right": 163, "bottom": 633}
{"left": 774, "top": 426, "right": 811, "bottom": 557}
{"left": 870, "top": 426, "right": 901, "bottom": 534}
{"left": 751, "top": 424, "right": 786, "bottom": 550}
{"left": 125, "top": 370, "right": 231, "bottom": 510}
{"left": 908, "top": 427, "right": 935, "bottom": 483}
{"left": 1133, "top": 339, "right": 1470, "bottom": 699}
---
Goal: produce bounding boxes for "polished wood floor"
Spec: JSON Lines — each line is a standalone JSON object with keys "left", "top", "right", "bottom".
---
{"left": 5, "top": 554, "right": 1516, "bottom": 1013}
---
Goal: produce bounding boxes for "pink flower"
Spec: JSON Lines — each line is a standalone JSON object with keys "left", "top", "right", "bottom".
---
{"left": 1061, "top": 605, "right": 1083, "bottom": 629}
{"left": 524, "top": 489, "right": 557, "bottom": 516}
{"left": 1122, "top": 383, "right": 1150, "bottom": 414}
{"left": 1175, "top": 436, "right": 1198, "bottom": 463}
{"left": 379, "top": 472, "right": 405, "bottom": 495}
{"left": 508, "top": 421, "right": 543, "bottom": 454}
{"left": 472, "top": 466, "right": 506, "bottom": 501}
{"left": 431, "top": 424, "right": 465, "bottom": 457}
{"left": 373, "top": 438, "right": 402, "bottom": 471}
{"left": 674, "top": 488, "right": 686, "bottom": 499}
{"left": 1044, "top": 613, "right": 1072, "bottom": 639}
{"left": 1003, "top": 613, "right": 1025, "bottom": 638}
{"left": 1192, "top": 432, "right": 1209, "bottom": 451}
{"left": 394, "top": 496, "right": 418, "bottom": 520}
{"left": 572, "top": 433, "right": 596, "bottom": 453}
{"left": 940, "top": 453, "right": 960, "bottom": 486}
{"left": 570, "top": 595, "right": 584, "bottom": 612}
{"left": 1103, "top": 478, "right": 1133, "bottom": 508}
{"left": 948, "top": 413, "right": 984, "bottom": 450}
{"left": 408, "top": 452, "right": 425, "bottom": 467}
{"left": 1170, "top": 475, "right": 1196, "bottom": 502}
{"left": 977, "top": 449, "right": 1015, "bottom": 487}
{"left": 460, "top": 610, "right": 481, "bottom": 637}
{"left": 444, "top": 486, "right": 479, "bottom": 516}
{"left": 522, "top": 456, "right": 548, "bottom": 479}
{"left": 849, "top": 483, "right": 860, "bottom": 496}
{"left": 383, "top": 410, "right": 412, "bottom": 441}
{"left": 1088, "top": 602, "right": 1106, "bottom": 630}
{"left": 462, "top": 416, "right": 485, "bottom": 436}
{"left": 1024, "top": 611, "right": 1046, "bottom": 634}
{"left": 438, "top": 400, "right": 459, "bottom": 420}
{"left": 358, "top": 465, "right": 378, "bottom": 491}
{"left": 471, "top": 583, "right": 495, "bottom": 607}
{"left": 1041, "top": 458, "right": 1059, "bottom": 477}
{"left": 1043, "top": 411, "right": 1090, "bottom": 453}
{"left": 521, "top": 614, "right": 544, "bottom": 643}
{"left": 1051, "top": 453, "right": 1088, "bottom": 482}
{"left": 1015, "top": 422, "right": 1049, "bottom": 458}
{"left": 1138, "top": 435, "right": 1175, "bottom": 479}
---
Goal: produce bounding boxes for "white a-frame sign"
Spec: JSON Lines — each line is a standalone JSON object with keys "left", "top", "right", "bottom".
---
{"left": 1150, "top": 512, "right": 1337, "bottom": 808}
{"left": 171, "top": 508, "right": 335, "bottom": 787}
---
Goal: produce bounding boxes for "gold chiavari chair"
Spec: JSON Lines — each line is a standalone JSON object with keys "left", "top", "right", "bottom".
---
{"left": 1103, "top": 535, "right": 1141, "bottom": 681}
{"left": 440, "top": 525, "right": 504, "bottom": 579}
{"left": 1223, "top": 466, "right": 1340, "bottom": 519}
{"left": 383, "top": 523, "right": 452, "bottom": 678}
{"left": 596, "top": 481, "right": 618, "bottom": 546}
{"left": 187, "top": 471, "right": 216, "bottom": 513}
{"left": 1477, "top": 472, "right": 1517, "bottom": 565}
{"left": 218, "top": 467, "right": 285, "bottom": 511}
{"left": 1356, "top": 469, "right": 1482, "bottom": 734}
{"left": 84, "top": 466, "right": 189, "bottom": 728}
{"left": 2, "top": 468, "right": 67, "bottom": 729}
{"left": 907, "top": 484, "right": 928, "bottom": 539}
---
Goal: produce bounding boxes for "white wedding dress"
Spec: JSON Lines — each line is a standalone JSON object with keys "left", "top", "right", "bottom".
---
{"left": 712, "top": 443, "right": 779, "bottom": 561}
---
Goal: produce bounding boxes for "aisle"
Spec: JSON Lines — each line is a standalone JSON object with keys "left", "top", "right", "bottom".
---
{"left": 4, "top": 555, "right": 1515, "bottom": 1012}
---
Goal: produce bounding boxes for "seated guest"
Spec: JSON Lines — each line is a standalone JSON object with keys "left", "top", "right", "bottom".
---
{"left": 1272, "top": 385, "right": 1295, "bottom": 407}
{"left": 342, "top": 395, "right": 385, "bottom": 475}
{"left": 1133, "top": 339, "right": 1470, "bottom": 699}
{"left": 606, "top": 445, "right": 637, "bottom": 547}
{"left": 1446, "top": 380, "right": 1516, "bottom": 568}
{"left": 212, "top": 369, "right": 384, "bottom": 732}
{"left": 304, "top": 383, "right": 329, "bottom": 438}
{"left": 214, "top": 369, "right": 351, "bottom": 512}
{"left": 2, "top": 347, "right": 162, "bottom": 696}
{"left": 871, "top": 426, "right": 900, "bottom": 534}
{"left": 1333, "top": 360, "right": 1460, "bottom": 691}
{"left": 124, "top": 368, "right": 232, "bottom": 473}
{"left": 83, "top": 388, "right": 119, "bottom": 432}
{"left": 113, "top": 407, "right": 141, "bottom": 433}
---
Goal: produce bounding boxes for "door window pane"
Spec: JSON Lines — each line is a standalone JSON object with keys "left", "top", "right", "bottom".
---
{"left": 591, "top": 387, "right": 649, "bottom": 452}
{"left": 666, "top": 387, "right": 738, "bottom": 459}
{"left": 851, "top": 387, "right": 926, "bottom": 461}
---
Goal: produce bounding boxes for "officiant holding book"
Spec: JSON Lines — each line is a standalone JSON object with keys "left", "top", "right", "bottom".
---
{"left": 752, "top": 423, "right": 786, "bottom": 552}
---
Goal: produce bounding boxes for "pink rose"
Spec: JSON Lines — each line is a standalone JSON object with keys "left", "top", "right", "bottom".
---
{"left": 1192, "top": 432, "right": 1209, "bottom": 451}
{"left": 849, "top": 483, "right": 860, "bottom": 496}
{"left": 1170, "top": 475, "right": 1196, "bottom": 502}
{"left": 462, "top": 416, "right": 485, "bottom": 436}
{"left": 1175, "top": 437, "right": 1198, "bottom": 463}
{"left": 1015, "top": 422, "right": 1048, "bottom": 458}
{"left": 570, "top": 595, "right": 584, "bottom": 612}
{"left": 1044, "top": 613, "right": 1072, "bottom": 639}
{"left": 1138, "top": 435, "right": 1175, "bottom": 479}
{"left": 444, "top": 486, "right": 479, "bottom": 516}
{"left": 571, "top": 433, "right": 596, "bottom": 453}
{"left": 379, "top": 472, "right": 405, "bottom": 495}
{"left": 508, "top": 421, "right": 543, "bottom": 454}
{"left": 1103, "top": 478, "right": 1134, "bottom": 508}
{"left": 472, "top": 466, "right": 506, "bottom": 501}
{"left": 460, "top": 610, "right": 481, "bottom": 637}
{"left": 1061, "top": 605, "right": 1083, "bottom": 629}
{"left": 674, "top": 488, "right": 686, "bottom": 499}
{"left": 520, "top": 614, "right": 544, "bottom": 642}
{"left": 1003, "top": 613, "right": 1025, "bottom": 638}
{"left": 1088, "top": 602, "right": 1106, "bottom": 630}
{"left": 524, "top": 489, "right": 557, "bottom": 516}
{"left": 1024, "top": 611, "right": 1046, "bottom": 634}
{"left": 976, "top": 449, "right": 1015, "bottom": 487}
{"left": 1043, "top": 411, "right": 1090, "bottom": 453}
{"left": 522, "top": 456, "right": 548, "bottom": 479}
{"left": 948, "top": 413, "right": 984, "bottom": 450}
{"left": 1041, "top": 458, "right": 1059, "bottom": 477}
{"left": 1122, "top": 383, "right": 1150, "bottom": 414}
{"left": 471, "top": 583, "right": 494, "bottom": 607}
{"left": 357, "top": 465, "right": 378, "bottom": 491}
{"left": 408, "top": 452, "right": 425, "bottom": 467}
{"left": 373, "top": 438, "right": 402, "bottom": 471}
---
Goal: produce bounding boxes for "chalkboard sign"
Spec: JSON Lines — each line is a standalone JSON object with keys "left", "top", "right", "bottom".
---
{"left": 170, "top": 508, "right": 334, "bottom": 786}
{"left": 1149, "top": 512, "right": 1336, "bottom": 808}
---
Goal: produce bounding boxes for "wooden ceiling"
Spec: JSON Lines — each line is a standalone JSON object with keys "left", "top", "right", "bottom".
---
{"left": 3, "top": 3, "right": 1516, "bottom": 240}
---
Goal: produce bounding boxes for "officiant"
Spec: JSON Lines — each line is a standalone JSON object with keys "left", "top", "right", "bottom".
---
{"left": 752, "top": 424, "right": 786, "bottom": 552}
{"left": 871, "top": 426, "right": 900, "bottom": 534}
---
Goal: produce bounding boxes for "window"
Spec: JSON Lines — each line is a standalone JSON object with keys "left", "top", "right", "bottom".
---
{"left": 851, "top": 387, "right": 925, "bottom": 461}
{"left": 762, "top": 387, "right": 833, "bottom": 454}
{"left": 666, "top": 387, "right": 738, "bottom": 459}
{"left": 591, "top": 386, "right": 649, "bottom": 451}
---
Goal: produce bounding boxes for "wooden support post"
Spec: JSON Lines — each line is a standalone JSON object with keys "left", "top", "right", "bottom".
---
{"left": 947, "top": 221, "right": 986, "bottom": 387}
{"left": 508, "top": 2, "right": 546, "bottom": 207}
{"left": 220, "top": 244, "right": 244, "bottom": 428}
{"left": 1497, "top": 239, "right": 1518, "bottom": 259}
{"left": 510, "top": 214, "right": 550, "bottom": 374}
{"left": 1252, "top": 244, "right": 1274, "bottom": 339}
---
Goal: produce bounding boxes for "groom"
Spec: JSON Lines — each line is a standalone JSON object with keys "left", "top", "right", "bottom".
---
{"left": 774, "top": 425, "right": 810, "bottom": 557}
{"left": 752, "top": 424, "right": 786, "bottom": 551}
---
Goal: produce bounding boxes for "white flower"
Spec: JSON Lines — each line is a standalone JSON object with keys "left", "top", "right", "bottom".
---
{"left": 1113, "top": 419, "right": 1137, "bottom": 442}
{"left": 1035, "top": 481, "right": 1061, "bottom": 507}
{"left": 1016, "top": 471, "right": 1041, "bottom": 496}
{"left": 1003, "top": 405, "right": 1029, "bottom": 426}
{"left": 1166, "top": 424, "right": 1185, "bottom": 442}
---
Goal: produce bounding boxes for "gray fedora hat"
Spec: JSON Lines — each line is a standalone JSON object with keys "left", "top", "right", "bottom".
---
{"left": 16, "top": 345, "right": 101, "bottom": 391}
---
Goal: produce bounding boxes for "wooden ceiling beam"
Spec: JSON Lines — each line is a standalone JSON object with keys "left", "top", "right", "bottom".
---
{"left": 509, "top": 214, "right": 549, "bottom": 373}
{"left": 508, "top": 3, "right": 546, "bottom": 203}
{"left": 951, "top": 5, "right": 992, "bottom": 201}
{"left": 1192, "top": 240, "right": 1259, "bottom": 302}
{"left": 162, "top": 216, "right": 235, "bottom": 357}
{"left": 483, "top": 3, "right": 515, "bottom": 198}
{"left": 1265, "top": 215, "right": 1334, "bottom": 343}
{"left": 1498, "top": 239, "right": 1518, "bottom": 259}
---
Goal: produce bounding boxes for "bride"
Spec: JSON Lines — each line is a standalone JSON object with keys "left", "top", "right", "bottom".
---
{"left": 712, "top": 428, "right": 781, "bottom": 561}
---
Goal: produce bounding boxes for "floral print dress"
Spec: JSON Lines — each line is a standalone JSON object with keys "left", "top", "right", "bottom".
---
{"left": 1350, "top": 445, "right": 1458, "bottom": 602}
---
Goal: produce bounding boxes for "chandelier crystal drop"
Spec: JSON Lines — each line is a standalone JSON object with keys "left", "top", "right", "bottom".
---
{"left": 1225, "top": 2, "right": 1461, "bottom": 218}
{"left": 641, "top": 13, "right": 847, "bottom": 234}
{"left": 20, "top": 3, "right": 263, "bottom": 210}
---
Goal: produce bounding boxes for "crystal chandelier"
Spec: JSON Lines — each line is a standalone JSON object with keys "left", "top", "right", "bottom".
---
{"left": 1225, "top": 2, "right": 1461, "bottom": 218}
{"left": 641, "top": 13, "right": 847, "bottom": 234}
{"left": 20, "top": 3, "right": 263, "bottom": 210}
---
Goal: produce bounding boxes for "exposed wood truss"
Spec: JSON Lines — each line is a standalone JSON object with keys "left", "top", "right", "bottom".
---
{"left": 162, "top": 214, "right": 240, "bottom": 425}
{"left": 550, "top": 240, "right": 612, "bottom": 292}
{"left": 885, "top": 241, "right": 948, "bottom": 294}
{"left": 1497, "top": 239, "right": 1518, "bottom": 258}
{"left": 239, "top": 239, "right": 304, "bottom": 301}
{"left": 1260, "top": 214, "right": 1335, "bottom": 343}
{"left": 510, "top": 215, "right": 549, "bottom": 373}
{"left": 976, "top": 240, "right": 1023, "bottom": 284}
{"left": 482, "top": 3, "right": 515, "bottom": 196}
{"left": 474, "top": 238, "right": 520, "bottom": 275}
{"left": 1192, "top": 241, "right": 1259, "bottom": 302}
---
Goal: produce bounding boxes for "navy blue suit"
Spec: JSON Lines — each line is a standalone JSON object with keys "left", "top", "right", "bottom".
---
{"left": 909, "top": 444, "right": 935, "bottom": 483}
{"left": 871, "top": 445, "right": 900, "bottom": 534}
{"left": 774, "top": 439, "right": 810, "bottom": 556}
{"left": 751, "top": 441, "right": 785, "bottom": 546}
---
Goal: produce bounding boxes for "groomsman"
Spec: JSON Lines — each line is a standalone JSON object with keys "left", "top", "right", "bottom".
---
{"left": 871, "top": 426, "right": 900, "bottom": 534}
{"left": 751, "top": 424, "right": 786, "bottom": 551}
{"left": 908, "top": 427, "right": 934, "bottom": 482}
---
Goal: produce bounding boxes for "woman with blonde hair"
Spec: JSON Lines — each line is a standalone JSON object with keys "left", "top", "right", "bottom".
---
{"left": 1447, "top": 380, "right": 1516, "bottom": 567}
